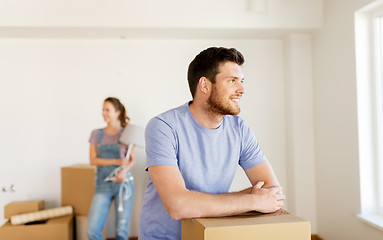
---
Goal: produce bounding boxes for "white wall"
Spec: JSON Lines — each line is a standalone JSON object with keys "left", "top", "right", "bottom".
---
{"left": 284, "top": 34, "right": 317, "bottom": 232}
{"left": 0, "top": 0, "right": 322, "bottom": 29}
{"left": 0, "top": 38, "right": 289, "bottom": 237}
{"left": 0, "top": 0, "right": 324, "bottom": 238}
{"left": 313, "top": 0, "right": 383, "bottom": 239}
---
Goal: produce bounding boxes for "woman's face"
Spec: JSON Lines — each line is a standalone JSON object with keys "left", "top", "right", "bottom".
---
{"left": 102, "top": 101, "right": 120, "bottom": 124}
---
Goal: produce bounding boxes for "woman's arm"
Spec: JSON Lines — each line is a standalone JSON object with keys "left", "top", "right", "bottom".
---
{"left": 89, "top": 144, "right": 126, "bottom": 166}
{"left": 122, "top": 146, "right": 136, "bottom": 171}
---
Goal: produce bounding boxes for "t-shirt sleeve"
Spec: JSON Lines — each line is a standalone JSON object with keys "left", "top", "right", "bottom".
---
{"left": 239, "top": 121, "right": 268, "bottom": 170}
{"left": 89, "top": 129, "right": 98, "bottom": 145}
{"left": 145, "top": 117, "right": 178, "bottom": 171}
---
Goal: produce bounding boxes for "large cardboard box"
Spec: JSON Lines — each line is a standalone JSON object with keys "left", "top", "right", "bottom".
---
{"left": 4, "top": 200, "right": 44, "bottom": 219}
{"left": 0, "top": 215, "right": 74, "bottom": 240}
{"left": 61, "top": 164, "right": 96, "bottom": 215}
{"left": 181, "top": 210, "right": 310, "bottom": 240}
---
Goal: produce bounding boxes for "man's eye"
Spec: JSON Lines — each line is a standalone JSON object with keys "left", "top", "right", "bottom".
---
{"left": 229, "top": 79, "right": 235, "bottom": 83}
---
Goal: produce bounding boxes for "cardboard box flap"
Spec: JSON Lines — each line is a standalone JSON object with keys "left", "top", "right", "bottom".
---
{"left": 4, "top": 200, "right": 44, "bottom": 219}
{"left": 62, "top": 164, "right": 95, "bottom": 169}
{"left": 196, "top": 210, "right": 308, "bottom": 228}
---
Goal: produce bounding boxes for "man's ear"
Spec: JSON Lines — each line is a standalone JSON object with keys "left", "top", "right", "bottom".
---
{"left": 199, "top": 77, "right": 210, "bottom": 94}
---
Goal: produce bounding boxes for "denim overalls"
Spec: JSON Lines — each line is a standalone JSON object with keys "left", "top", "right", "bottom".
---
{"left": 87, "top": 129, "right": 135, "bottom": 240}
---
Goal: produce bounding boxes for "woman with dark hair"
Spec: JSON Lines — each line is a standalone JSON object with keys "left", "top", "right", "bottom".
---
{"left": 87, "top": 97, "right": 135, "bottom": 240}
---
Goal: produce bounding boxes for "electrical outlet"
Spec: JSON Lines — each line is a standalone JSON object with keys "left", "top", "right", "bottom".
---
{"left": 1, "top": 184, "right": 16, "bottom": 193}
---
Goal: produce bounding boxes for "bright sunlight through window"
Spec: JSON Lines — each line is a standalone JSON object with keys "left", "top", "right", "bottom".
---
{"left": 355, "top": 0, "right": 383, "bottom": 232}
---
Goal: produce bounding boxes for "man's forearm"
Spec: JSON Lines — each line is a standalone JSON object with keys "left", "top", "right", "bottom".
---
{"left": 149, "top": 165, "right": 285, "bottom": 221}
{"left": 165, "top": 182, "right": 284, "bottom": 220}
{"left": 168, "top": 189, "right": 256, "bottom": 220}
{"left": 229, "top": 187, "right": 252, "bottom": 194}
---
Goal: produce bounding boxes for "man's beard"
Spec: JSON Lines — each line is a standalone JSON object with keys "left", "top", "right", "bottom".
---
{"left": 207, "top": 85, "right": 241, "bottom": 116}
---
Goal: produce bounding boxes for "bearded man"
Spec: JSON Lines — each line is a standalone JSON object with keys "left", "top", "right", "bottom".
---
{"left": 139, "top": 47, "right": 285, "bottom": 240}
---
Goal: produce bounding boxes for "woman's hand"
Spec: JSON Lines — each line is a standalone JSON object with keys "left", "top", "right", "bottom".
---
{"left": 119, "top": 158, "right": 130, "bottom": 166}
{"left": 114, "top": 146, "right": 136, "bottom": 182}
{"left": 114, "top": 169, "right": 127, "bottom": 183}
{"left": 119, "top": 146, "right": 136, "bottom": 168}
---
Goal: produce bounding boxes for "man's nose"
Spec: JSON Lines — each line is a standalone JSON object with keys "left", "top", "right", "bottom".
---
{"left": 237, "top": 82, "right": 245, "bottom": 95}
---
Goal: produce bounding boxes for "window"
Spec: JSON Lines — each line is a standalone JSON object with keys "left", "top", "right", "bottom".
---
{"left": 355, "top": 0, "right": 383, "bottom": 231}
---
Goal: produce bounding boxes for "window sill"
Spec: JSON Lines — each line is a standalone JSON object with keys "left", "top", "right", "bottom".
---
{"left": 357, "top": 213, "right": 383, "bottom": 232}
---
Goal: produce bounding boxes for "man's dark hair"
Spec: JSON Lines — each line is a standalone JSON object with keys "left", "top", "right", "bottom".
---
{"left": 187, "top": 47, "right": 245, "bottom": 98}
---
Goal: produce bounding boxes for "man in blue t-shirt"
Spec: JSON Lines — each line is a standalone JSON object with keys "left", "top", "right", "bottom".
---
{"left": 139, "top": 47, "right": 285, "bottom": 240}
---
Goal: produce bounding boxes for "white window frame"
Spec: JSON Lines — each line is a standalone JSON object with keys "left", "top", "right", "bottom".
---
{"left": 376, "top": 14, "right": 383, "bottom": 217}
{"left": 355, "top": 0, "right": 383, "bottom": 232}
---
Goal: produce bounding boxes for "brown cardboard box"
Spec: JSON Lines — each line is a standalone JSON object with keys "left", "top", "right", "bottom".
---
{"left": 4, "top": 200, "right": 44, "bottom": 219}
{"left": 0, "top": 215, "right": 74, "bottom": 240}
{"left": 75, "top": 215, "right": 106, "bottom": 240}
{"left": 181, "top": 210, "right": 311, "bottom": 240}
{"left": 61, "top": 164, "right": 96, "bottom": 215}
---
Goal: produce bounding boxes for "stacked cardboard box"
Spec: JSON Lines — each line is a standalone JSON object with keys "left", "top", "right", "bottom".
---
{"left": 0, "top": 200, "right": 74, "bottom": 240}
{"left": 61, "top": 164, "right": 96, "bottom": 216}
{"left": 61, "top": 164, "right": 106, "bottom": 239}
{"left": 181, "top": 209, "right": 311, "bottom": 240}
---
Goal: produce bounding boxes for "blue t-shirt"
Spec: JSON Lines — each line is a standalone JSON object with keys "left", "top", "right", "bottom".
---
{"left": 139, "top": 102, "right": 267, "bottom": 240}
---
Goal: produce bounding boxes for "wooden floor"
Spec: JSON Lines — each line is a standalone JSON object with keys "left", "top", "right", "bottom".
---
{"left": 312, "top": 234, "right": 324, "bottom": 240}
{"left": 108, "top": 235, "right": 322, "bottom": 240}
